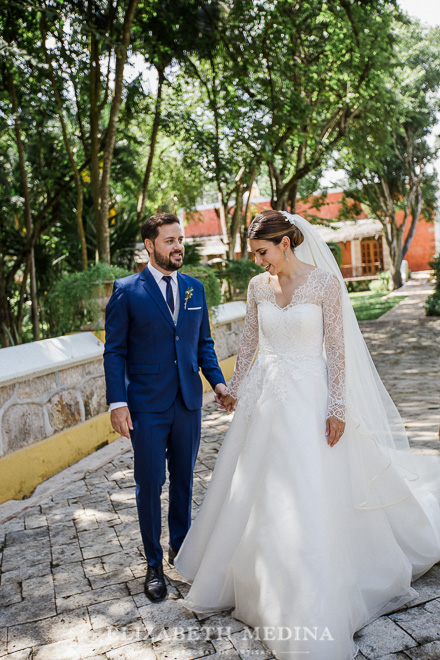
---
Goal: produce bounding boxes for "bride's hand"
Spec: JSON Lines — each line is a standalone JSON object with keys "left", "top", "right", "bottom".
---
{"left": 216, "top": 393, "right": 237, "bottom": 413}
{"left": 326, "top": 416, "right": 345, "bottom": 447}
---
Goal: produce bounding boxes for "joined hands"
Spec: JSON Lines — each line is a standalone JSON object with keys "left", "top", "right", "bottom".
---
{"left": 214, "top": 383, "right": 237, "bottom": 413}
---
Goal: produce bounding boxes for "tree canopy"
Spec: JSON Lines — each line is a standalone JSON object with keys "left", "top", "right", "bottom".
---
{"left": 1, "top": 0, "right": 439, "bottom": 343}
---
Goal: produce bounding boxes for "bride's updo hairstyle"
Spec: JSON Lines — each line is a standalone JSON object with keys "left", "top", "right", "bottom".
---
{"left": 247, "top": 210, "right": 304, "bottom": 252}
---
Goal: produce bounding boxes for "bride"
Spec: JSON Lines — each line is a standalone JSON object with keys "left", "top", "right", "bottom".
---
{"left": 174, "top": 210, "right": 440, "bottom": 660}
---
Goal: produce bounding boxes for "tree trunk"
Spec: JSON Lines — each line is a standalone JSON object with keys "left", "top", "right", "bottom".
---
{"left": 137, "top": 66, "right": 165, "bottom": 223}
{"left": 99, "top": 0, "right": 140, "bottom": 264}
{"left": 76, "top": 185, "right": 87, "bottom": 268}
{"left": 0, "top": 266, "right": 10, "bottom": 347}
{"left": 16, "top": 255, "right": 31, "bottom": 341}
{"left": 8, "top": 68, "right": 40, "bottom": 340}
{"left": 217, "top": 192, "right": 229, "bottom": 257}
{"left": 402, "top": 189, "right": 423, "bottom": 259}
{"left": 273, "top": 196, "right": 289, "bottom": 211}
{"left": 228, "top": 182, "right": 244, "bottom": 260}
{"left": 88, "top": 11, "right": 103, "bottom": 261}
{"left": 239, "top": 223, "right": 248, "bottom": 259}
{"left": 390, "top": 257, "right": 403, "bottom": 290}
{"left": 288, "top": 182, "right": 298, "bottom": 213}
{"left": 389, "top": 226, "right": 404, "bottom": 290}
{"left": 240, "top": 170, "right": 256, "bottom": 259}
{"left": 42, "top": 18, "right": 88, "bottom": 269}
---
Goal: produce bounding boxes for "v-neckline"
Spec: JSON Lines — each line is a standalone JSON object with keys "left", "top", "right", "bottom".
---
{"left": 266, "top": 268, "right": 319, "bottom": 311}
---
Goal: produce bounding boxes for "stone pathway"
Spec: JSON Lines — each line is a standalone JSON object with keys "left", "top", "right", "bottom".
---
{"left": 360, "top": 271, "right": 440, "bottom": 454}
{"left": 0, "top": 272, "right": 439, "bottom": 660}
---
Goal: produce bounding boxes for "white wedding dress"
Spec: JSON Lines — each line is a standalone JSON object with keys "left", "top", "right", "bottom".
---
{"left": 174, "top": 267, "right": 440, "bottom": 660}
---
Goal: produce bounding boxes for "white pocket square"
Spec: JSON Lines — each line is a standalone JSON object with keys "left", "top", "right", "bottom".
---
{"left": 187, "top": 306, "right": 202, "bottom": 310}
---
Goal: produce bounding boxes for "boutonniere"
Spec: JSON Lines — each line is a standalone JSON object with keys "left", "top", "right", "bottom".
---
{"left": 184, "top": 287, "right": 194, "bottom": 310}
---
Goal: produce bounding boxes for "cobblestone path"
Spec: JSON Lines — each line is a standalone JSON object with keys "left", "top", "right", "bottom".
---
{"left": 0, "top": 272, "right": 439, "bottom": 659}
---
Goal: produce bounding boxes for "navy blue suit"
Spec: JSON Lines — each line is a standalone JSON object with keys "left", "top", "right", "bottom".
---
{"left": 104, "top": 266, "right": 225, "bottom": 566}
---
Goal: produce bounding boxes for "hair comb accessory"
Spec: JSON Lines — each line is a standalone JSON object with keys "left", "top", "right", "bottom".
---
{"left": 280, "top": 211, "right": 297, "bottom": 227}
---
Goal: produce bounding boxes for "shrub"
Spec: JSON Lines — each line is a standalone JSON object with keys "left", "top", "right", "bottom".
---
{"left": 219, "top": 259, "right": 265, "bottom": 300}
{"left": 346, "top": 280, "right": 372, "bottom": 293}
{"left": 326, "top": 242, "right": 342, "bottom": 267}
{"left": 369, "top": 270, "right": 391, "bottom": 294}
{"left": 425, "top": 253, "right": 440, "bottom": 316}
{"left": 429, "top": 254, "right": 440, "bottom": 292}
{"left": 45, "top": 263, "right": 131, "bottom": 336}
{"left": 183, "top": 241, "right": 203, "bottom": 266}
{"left": 180, "top": 265, "right": 222, "bottom": 308}
{"left": 425, "top": 292, "right": 440, "bottom": 316}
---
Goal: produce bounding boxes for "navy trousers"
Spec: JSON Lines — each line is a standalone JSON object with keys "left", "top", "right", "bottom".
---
{"left": 130, "top": 388, "right": 202, "bottom": 567}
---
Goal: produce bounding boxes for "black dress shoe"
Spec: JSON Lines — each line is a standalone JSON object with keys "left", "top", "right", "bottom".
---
{"left": 168, "top": 546, "right": 178, "bottom": 566}
{"left": 144, "top": 564, "right": 167, "bottom": 603}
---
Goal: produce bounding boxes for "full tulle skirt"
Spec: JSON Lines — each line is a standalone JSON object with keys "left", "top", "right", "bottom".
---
{"left": 174, "top": 366, "right": 440, "bottom": 660}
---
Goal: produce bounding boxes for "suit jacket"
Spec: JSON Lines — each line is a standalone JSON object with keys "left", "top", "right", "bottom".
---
{"left": 103, "top": 267, "right": 225, "bottom": 412}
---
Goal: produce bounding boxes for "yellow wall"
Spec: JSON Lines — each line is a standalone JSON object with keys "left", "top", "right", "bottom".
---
{"left": 0, "top": 413, "right": 118, "bottom": 504}
{"left": 0, "top": 356, "right": 236, "bottom": 505}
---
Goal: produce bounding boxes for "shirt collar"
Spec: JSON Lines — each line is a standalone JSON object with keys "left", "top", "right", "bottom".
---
{"left": 147, "top": 261, "right": 179, "bottom": 284}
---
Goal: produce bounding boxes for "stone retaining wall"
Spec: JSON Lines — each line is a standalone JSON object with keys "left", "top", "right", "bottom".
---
{"left": 212, "top": 318, "right": 245, "bottom": 362}
{"left": 0, "top": 303, "right": 246, "bottom": 459}
{"left": 211, "top": 301, "right": 246, "bottom": 362}
{"left": 0, "top": 359, "right": 106, "bottom": 457}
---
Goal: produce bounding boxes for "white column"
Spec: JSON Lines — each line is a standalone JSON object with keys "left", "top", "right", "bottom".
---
{"left": 382, "top": 235, "right": 391, "bottom": 270}
{"left": 351, "top": 239, "right": 362, "bottom": 277}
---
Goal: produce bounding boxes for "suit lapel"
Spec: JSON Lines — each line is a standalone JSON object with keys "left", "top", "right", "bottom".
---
{"left": 140, "top": 267, "right": 175, "bottom": 330}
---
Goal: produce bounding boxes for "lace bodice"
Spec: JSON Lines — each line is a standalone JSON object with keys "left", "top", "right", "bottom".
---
{"left": 226, "top": 268, "right": 345, "bottom": 421}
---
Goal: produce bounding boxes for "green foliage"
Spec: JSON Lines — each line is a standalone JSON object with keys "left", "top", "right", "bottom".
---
{"left": 369, "top": 271, "right": 391, "bottom": 293}
{"left": 180, "top": 265, "right": 221, "bottom": 308}
{"left": 183, "top": 242, "right": 204, "bottom": 266}
{"left": 326, "top": 242, "right": 342, "bottom": 267}
{"left": 346, "top": 280, "right": 372, "bottom": 293}
{"left": 220, "top": 260, "right": 265, "bottom": 301}
{"left": 349, "top": 292, "right": 406, "bottom": 321}
{"left": 425, "top": 293, "right": 440, "bottom": 316}
{"left": 336, "top": 21, "right": 440, "bottom": 289}
{"left": 428, "top": 254, "right": 440, "bottom": 292}
{"left": 425, "top": 254, "right": 440, "bottom": 316}
{"left": 45, "top": 263, "right": 131, "bottom": 337}
{"left": 2, "top": 0, "right": 438, "bottom": 339}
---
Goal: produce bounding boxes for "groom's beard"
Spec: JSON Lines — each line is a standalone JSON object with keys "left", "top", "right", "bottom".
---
{"left": 153, "top": 246, "right": 184, "bottom": 272}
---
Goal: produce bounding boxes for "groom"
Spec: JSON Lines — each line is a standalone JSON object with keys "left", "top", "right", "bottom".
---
{"left": 104, "top": 213, "right": 227, "bottom": 602}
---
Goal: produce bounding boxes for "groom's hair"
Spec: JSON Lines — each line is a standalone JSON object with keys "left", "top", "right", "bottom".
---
{"left": 141, "top": 213, "right": 180, "bottom": 242}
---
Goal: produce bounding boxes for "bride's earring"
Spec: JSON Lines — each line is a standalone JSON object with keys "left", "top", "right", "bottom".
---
{"left": 284, "top": 251, "right": 289, "bottom": 262}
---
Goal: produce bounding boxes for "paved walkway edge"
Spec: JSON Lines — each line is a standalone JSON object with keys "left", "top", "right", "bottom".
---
{"left": 0, "top": 390, "right": 218, "bottom": 525}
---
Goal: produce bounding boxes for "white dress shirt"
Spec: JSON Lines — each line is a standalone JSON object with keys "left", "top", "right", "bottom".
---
{"left": 147, "top": 262, "right": 180, "bottom": 324}
{"left": 109, "top": 262, "right": 180, "bottom": 411}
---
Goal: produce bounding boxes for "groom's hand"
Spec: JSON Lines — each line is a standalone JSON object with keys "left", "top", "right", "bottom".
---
{"left": 214, "top": 383, "right": 228, "bottom": 409}
{"left": 214, "top": 383, "right": 228, "bottom": 399}
{"left": 218, "top": 394, "right": 237, "bottom": 413}
{"left": 110, "top": 406, "right": 133, "bottom": 439}
{"left": 214, "top": 384, "right": 236, "bottom": 413}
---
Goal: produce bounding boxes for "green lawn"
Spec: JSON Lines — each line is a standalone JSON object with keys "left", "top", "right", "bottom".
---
{"left": 348, "top": 291, "right": 406, "bottom": 321}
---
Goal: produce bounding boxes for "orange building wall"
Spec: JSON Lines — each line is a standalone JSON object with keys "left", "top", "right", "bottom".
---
{"left": 184, "top": 191, "right": 436, "bottom": 271}
{"left": 397, "top": 211, "right": 436, "bottom": 272}
{"left": 339, "top": 242, "right": 352, "bottom": 267}
{"left": 296, "top": 191, "right": 368, "bottom": 222}
{"left": 184, "top": 208, "right": 224, "bottom": 237}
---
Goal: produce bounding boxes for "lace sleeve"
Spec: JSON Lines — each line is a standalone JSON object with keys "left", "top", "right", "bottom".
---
{"left": 226, "top": 277, "right": 259, "bottom": 399}
{"left": 322, "top": 273, "right": 346, "bottom": 422}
